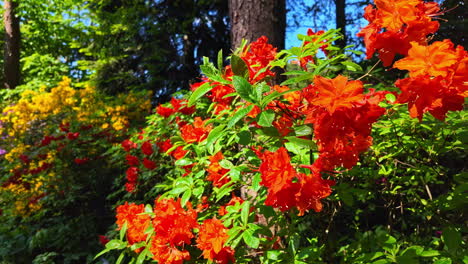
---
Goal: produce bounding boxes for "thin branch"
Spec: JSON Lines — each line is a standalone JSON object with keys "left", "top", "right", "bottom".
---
{"left": 356, "top": 59, "right": 381, "bottom": 81}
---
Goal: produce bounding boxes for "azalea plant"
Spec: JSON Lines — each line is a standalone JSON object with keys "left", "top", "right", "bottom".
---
{"left": 95, "top": 1, "right": 466, "bottom": 263}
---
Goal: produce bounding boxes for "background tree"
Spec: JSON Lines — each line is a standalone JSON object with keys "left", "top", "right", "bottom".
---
{"left": 3, "top": 0, "right": 21, "bottom": 89}
{"left": 229, "top": 0, "right": 286, "bottom": 50}
{"left": 82, "top": 0, "right": 230, "bottom": 102}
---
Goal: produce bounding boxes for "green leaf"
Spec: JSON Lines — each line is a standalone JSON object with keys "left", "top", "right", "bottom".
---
{"left": 280, "top": 73, "right": 315, "bottom": 86}
{"left": 237, "top": 130, "right": 251, "bottom": 145}
{"left": 233, "top": 76, "right": 256, "bottom": 103}
{"left": 136, "top": 248, "right": 148, "bottom": 264}
{"left": 231, "top": 55, "right": 249, "bottom": 78}
{"left": 227, "top": 105, "right": 255, "bottom": 128}
{"left": 294, "top": 125, "right": 312, "bottom": 136}
{"left": 442, "top": 227, "right": 462, "bottom": 253}
{"left": 372, "top": 259, "right": 391, "bottom": 264}
{"left": 257, "top": 109, "right": 276, "bottom": 127}
{"left": 119, "top": 222, "right": 127, "bottom": 241}
{"left": 94, "top": 248, "right": 111, "bottom": 260}
{"left": 285, "top": 136, "right": 316, "bottom": 148}
{"left": 106, "top": 240, "right": 126, "bottom": 250}
{"left": 419, "top": 250, "right": 440, "bottom": 257}
{"left": 434, "top": 258, "right": 452, "bottom": 264}
{"left": 241, "top": 201, "right": 250, "bottom": 225}
{"left": 385, "top": 93, "right": 396, "bottom": 103}
{"left": 217, "top": 49, "right": 224, "bottom": 71}
{"left": 206, "top": 124, "right": 226, "bottom": 153}
{"left": 181, "top": 189, "right": 192, "bottom": 206}
{"left": 174, "top": 158, "right": 194, "bottom": 166}
{"left": 116, "top": 252, "right": 125, "bottom": 264}
{"left": 188, "top": 82, "right": 212, "bottom": 106}
{"left": 219, "top": 159, "right": 234, "bottom": 169}
{"left": 252, "top": 173, "right": 262, "bottom": 191}
{"left": 243, "top": 229, "right": 260, "bottom": 249}
{"left": 341, "top": 61, "right": 363, "bottom": 71}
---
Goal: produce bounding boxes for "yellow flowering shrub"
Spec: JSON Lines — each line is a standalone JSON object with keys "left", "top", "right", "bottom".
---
{"left": 0, "top": 77, "right": 151, "bottom": 217}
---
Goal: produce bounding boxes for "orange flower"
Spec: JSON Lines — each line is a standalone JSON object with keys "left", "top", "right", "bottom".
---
{"left": 180, "top": 117, "right": 212, "bottom": 143}
{"left": 395, "top": 76, "right": 464, "bottom": 120}
{"left": 115, "top": 202, "right": 151, "bottom": 247}
{"left": 374, "top": 0, "right": 421, "bottom": 31}
{"left": 206, "top": 152, "right": 231, "bottom": 188}
{"left": 149, "top": 198, "right": 198, "bottom": 263}
{"left": 150, "top": 237, "right": 191, "bottom": 264}
{"left": 394, "top": 40, "right": 458, "bottom": 77}
{"left": 309, "top": 75, "right": 364, "bottom": 114}
{"left": 152, "top": 198, "right": 198, "bottom": 247}
{"left": 197, "top": 218, "right": 235, "bottom": 264}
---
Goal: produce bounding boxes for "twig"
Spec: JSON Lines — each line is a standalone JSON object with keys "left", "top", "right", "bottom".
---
{"left": 356, "top": 59, "right": 380, "bottom": 81}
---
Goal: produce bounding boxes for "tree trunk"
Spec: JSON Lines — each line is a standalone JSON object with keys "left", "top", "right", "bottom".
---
{"left": 3, "top": 0, "right": 21, "bottom": 89}
{"left": 335, "top": 0, "right": 346, "bottom": 49}
{"left": 229, "top": 0, "right": 286, "bottom": 50}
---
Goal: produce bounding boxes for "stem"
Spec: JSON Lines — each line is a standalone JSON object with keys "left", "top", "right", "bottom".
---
{"left": 356, "top": 59, "right": 380, "bottom": 81}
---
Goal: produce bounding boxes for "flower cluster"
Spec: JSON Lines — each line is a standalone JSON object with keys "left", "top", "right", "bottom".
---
{"left": 115, "top": 198, "right": 234, "bottom": 264}
{"left": 358, "top": 0, "right": 467, "bottom": 120}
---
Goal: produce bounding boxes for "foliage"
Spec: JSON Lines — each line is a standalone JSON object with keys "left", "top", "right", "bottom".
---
{"left": 0, "top": 0, "right": 466, "bottom": 263}
{"left": 0, "top": 78, "right": 151, "bottom": 263}
{"left": 91, "top": 1, "right": 466, "bottom": 263}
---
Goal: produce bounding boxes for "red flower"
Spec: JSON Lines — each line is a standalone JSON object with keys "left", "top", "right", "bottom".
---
{"left": 115, "top": 202, "right": 151, "bottom": 247}
{"left": 156, "top": 138, "right": 173, "bottom": 153}
{"left": 172, "top": 146, "right": 188, "bottom": 160}
{"left": 126, "top": 167, "right": 139, "bottom": 183}
{"left": 197, "top": 218, "right": 235, "bottom": 264}
{"left": 142, "top": 158, "right": 157, "bottom": 170}
{"left": 156, "top": 105, "right": 175, "bottom": 118}
{"left": 241, "top": 36, "right": 277, "bottom": 82}
{"left": 394, "top": 40, "right": 458, "bottom": 78}
{"left": 125, "top": 154, "right": 140, "bottom": 166}
{"left": 180, "top": 117, "right": 212, "bottom": 144}
{"left": 141, "top": 141, "right": 154, "bottom": 156}
{"left": 125, "top": 182, "right": 136, "bottom": 193}
{"left": 206, "top": 152, "right": 231, "bottom": 188}
{"left": 74, "top": 157, "right": 89, "bottom": 165}
{"left": 395, "top": 76, "right": 464, "bottom": 121}
{"left": 257, "top": 148, "right": 335, "bottom": 215}
{"left": 149, "top": 198, "right": 198, "bottom": 264}
{"left": 121, "top": 139, "right": 137, "bottom": 152}
{"left": 66, "top": 132, "right": 80, "bottom": 140}
{"left": 98, "top": 235, "right": 109, "bottom": 246}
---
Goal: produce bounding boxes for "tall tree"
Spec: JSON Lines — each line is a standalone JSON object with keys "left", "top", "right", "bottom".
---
{"left": 335, "top": 0, "right": 346, "bottom": 48}
{"left": 229, "top": 0, "right": 286, "bottom": 50}
{"left": 3, "top": 0, "right": 21, "bottom": 89}
{"left": 84, "top": 0, "right": 230, "bottom": 101}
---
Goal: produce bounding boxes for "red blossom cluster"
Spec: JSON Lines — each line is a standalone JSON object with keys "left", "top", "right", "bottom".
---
{"left": 190, "top": 36, "right": 278, "bottom": 114}
{"left": 257, "top": 147, "right": 334, "bottom": 215}
{"left": 394, "top": 40, "right": 467, "bottom": 120}
{"left": 206, "top": 152, "right": 231, "bottom": 188}
{"left": 116, "top": 202, "right": 151, "bottom": 250}
{"left": 241, "top": 36, "right": 277, "bottom": 82}
{"left": 156, "top": 97, "right": 196, "bottom": 118}
{"left": 121, "top": 139, "right": 157, "bottom": 192}
{"left": 358, "top": 0, "right": 468, "bottom": 120}
{"left": 115, "top": 198, "right": 234, "bottom": 264}
{"left": 357, "top": 0, "right": 441, "bottom": 66}
{"left": 303, "top": 75, "right": 387, "bottom": 172}
{"left": 180, "top": 117, "right": 212, "bottom": 144}
{"left": 197, "top": 218, "right": 235, "bottom": 264}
